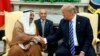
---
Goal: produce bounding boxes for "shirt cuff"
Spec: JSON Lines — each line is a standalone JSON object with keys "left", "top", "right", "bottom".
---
{"left": 43, "top": 38, "right": 47, "bottom": 44}
{"left": 80, "top": 51, "right": 85, "bottom": 55}
{"left": 18, "top": 43, "right": 26, "bottom": 50}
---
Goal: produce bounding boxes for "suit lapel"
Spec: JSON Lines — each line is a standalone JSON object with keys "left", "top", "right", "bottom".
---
{"left": 63, "top": 19, "right": 69, "bottom": 36}
{"left": 76, "top": 15, "right": 81, "bottom": 32}
{"left": 76, "top": 15, "right": 81, "bottom": 43}
{"left": 44, "top": 19, "right": 48, "bottom": 35}
{"left": 63, "top": 20, "right": 69, "bottom": 44}
{"left": 38, "top": 19, "right": 42, "bottom": 35}
{"left": 65, "top": 20, "right": 69, "bottom": 33}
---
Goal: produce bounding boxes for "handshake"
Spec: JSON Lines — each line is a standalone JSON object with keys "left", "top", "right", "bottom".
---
{"left": 33, "top": 35, "right": 46, "bottom": 44}
{"left": 19, "top": 35, "right": 46, "bottom": 50}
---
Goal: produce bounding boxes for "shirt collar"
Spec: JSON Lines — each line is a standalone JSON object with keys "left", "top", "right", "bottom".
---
{"left": 41, "top": 19, "right": 46, "bottom": 22}
{"left": 72, "top": 14, "right": 77, "bottom": 22}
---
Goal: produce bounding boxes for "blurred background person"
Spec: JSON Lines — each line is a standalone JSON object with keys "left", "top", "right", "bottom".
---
{"left": 35, "top": 9, "right": 58, "bottom": 56}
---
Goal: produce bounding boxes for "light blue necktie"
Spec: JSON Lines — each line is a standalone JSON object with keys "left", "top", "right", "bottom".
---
{"left": 69, "top": 21, "right": 76, "bottom": 56}
{"left": 41, "top": 20, "right": 45, "bottom": 37}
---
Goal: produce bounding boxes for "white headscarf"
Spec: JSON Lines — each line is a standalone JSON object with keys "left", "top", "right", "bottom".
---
{"left": 18, "top": 11, "right": 37, "bottom": 49}
{"left": 19, "top": 11, "right": 36, "bottom": 35}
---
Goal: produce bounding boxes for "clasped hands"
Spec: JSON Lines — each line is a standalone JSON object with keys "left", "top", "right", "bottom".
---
{"left": 33, "top": 35, "right": 45, "bottom": 44}
{"left": 23, "top": 35, "right": 45, "bottom": 50}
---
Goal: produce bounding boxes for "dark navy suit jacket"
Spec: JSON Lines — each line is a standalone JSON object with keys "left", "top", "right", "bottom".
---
{"left": 35, "top": 19, "right": 54, "bottom": 37}
{"left": 47, "top": 15, "right": 93, "bottom": 53}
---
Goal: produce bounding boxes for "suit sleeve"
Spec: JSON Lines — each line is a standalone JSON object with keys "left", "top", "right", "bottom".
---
{"left": 47, "top": 20, "right": 63, "bottom": 44}
{"left": 82, "top": 18, "right": 93, "bottom": 53}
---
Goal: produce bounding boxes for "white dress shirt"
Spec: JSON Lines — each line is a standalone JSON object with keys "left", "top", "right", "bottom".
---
{"left": 71, "top": 15, "right": 78, "bottom": 46}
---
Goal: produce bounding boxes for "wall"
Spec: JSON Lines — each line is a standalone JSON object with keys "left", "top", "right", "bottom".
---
{"left": 10, "top": 0, "right": 90, "bottom": 24}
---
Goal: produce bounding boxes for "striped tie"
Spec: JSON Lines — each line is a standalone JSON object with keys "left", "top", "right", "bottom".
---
{"left": 69, "top": 21, "right": 76, "bottom": 56}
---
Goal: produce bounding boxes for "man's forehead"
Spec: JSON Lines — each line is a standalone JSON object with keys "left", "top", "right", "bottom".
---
{"left": 40, "top": 9, "right": 47, "bottom": 13}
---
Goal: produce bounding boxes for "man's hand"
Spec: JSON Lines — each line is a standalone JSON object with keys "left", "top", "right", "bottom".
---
{"left": 34, "top": 35, "right": 45, "bottom": 44}
{"left": 24, "top": 44, "right": 31, "bottom": 50}
{"left": 79, "top": 51, "right": 85, "bottom": 56}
